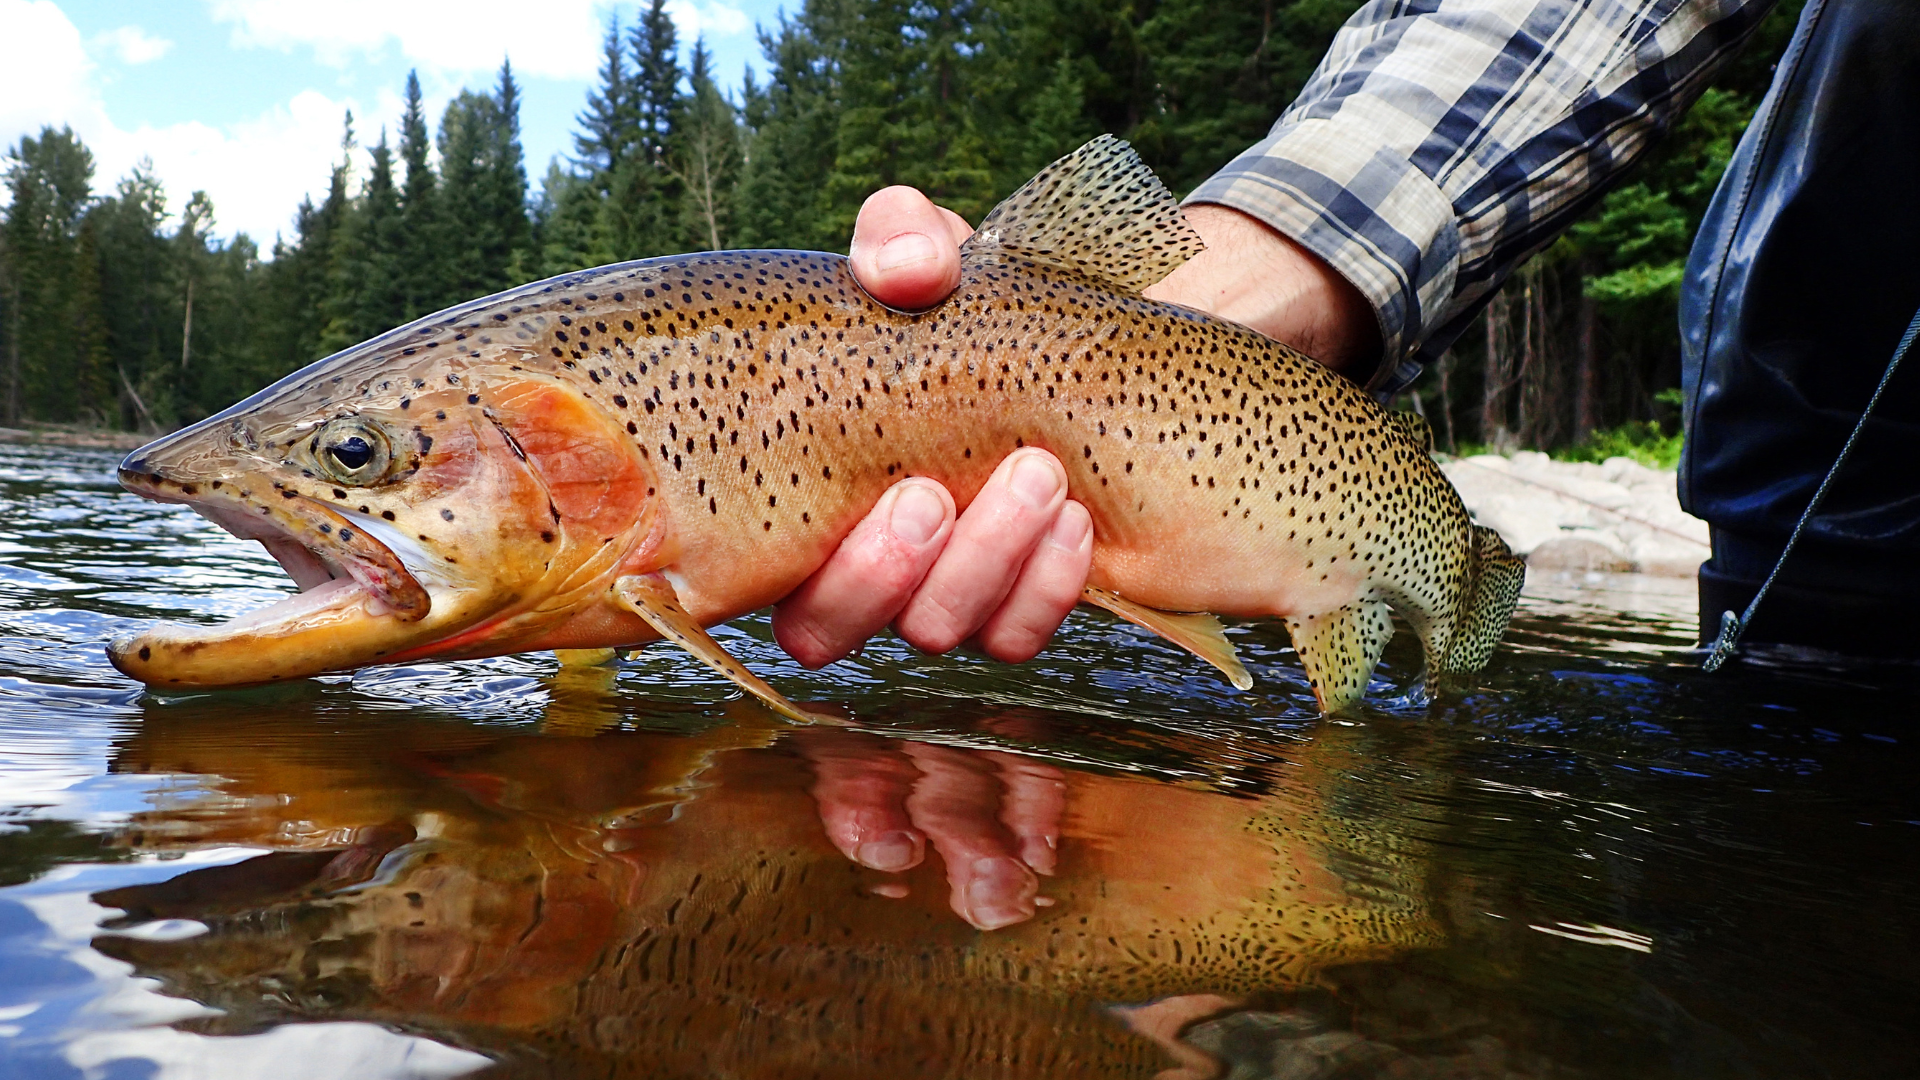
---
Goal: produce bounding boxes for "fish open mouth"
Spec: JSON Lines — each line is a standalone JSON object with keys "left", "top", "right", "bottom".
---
{"left": 194, "top": 497, "right": 432, "bottom": 626}
{"left": 108, "top": 481, "right": 436, "bottom": 686}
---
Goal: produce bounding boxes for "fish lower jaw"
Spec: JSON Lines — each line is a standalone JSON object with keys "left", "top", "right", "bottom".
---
{"left": 107, "top": 578, "right": 411, "bottom": 687}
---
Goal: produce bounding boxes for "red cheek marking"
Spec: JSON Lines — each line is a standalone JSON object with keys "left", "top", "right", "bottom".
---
{"left": 493, "top": 384, "right": 652, "bottom": 536}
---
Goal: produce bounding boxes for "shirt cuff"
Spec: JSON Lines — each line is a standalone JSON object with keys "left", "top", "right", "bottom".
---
{"left": 1185, "top": 116, "right": 1461, "bottom": 397}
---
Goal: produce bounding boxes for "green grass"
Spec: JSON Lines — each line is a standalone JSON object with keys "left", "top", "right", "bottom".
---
{"left": 1550, "top": 420, "right": 1684, "bottom": 469}
{"left": 1551, "top": 389, "right": 1686, "bottom": 469}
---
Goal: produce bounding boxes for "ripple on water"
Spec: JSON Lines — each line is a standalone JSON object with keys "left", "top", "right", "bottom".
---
{"left": 0, "top": 442, "right": 1913, "bottom": 1080}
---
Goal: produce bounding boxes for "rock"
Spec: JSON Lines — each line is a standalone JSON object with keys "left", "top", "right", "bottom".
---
{"left": 1528, "top": 536, "right": 1633, "bottom": 573}
{"left": 1438, "top": 452, "right": 1709, "bottom": 578}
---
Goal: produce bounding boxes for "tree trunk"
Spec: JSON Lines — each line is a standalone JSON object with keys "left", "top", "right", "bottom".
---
{"left": 1435, "top": 349, "right": 1456, "bottom": 453}
{"left": 180, "top": 274, "right": 195, "bottom": 371}
{"left": 1513, "top": 265, "right": 1536, "bottom": 444}
{"left": 1574, "top": 283, "right": 1597, "bottom": 443}
{"left": 1480, "top": 289, "right": 1513, "bottom": 450}
{"left": 4, "top": 272, "right": 18, "bottom": 428}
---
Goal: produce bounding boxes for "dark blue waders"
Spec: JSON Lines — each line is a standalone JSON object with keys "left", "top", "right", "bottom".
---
{"left": 1681, "top": 0, "right": 1920, "bottom": 657}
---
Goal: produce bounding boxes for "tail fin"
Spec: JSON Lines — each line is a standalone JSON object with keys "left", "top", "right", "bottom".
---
{"left": 1440, "top": 525, "right": 1525, "bottom": 674}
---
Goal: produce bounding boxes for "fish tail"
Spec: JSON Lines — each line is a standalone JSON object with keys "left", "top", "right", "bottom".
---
{"left": 1439, "top": 525, "right": 1525, "bottom": 674}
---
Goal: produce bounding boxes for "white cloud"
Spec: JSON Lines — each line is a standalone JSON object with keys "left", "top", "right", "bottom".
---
{"left": 665, "top": 0, "right": 752, "bottom": 42}
{"left": 204, "top": 0, "right": 755, "bottom": 79}
{"left": 0, "top": 0, "right": 383, "bottom": 244}
{"left": 116, "top": 89, "right": 397, "bottom": 246}
{"left": 0, "top": 0, "right": 761, "bottom": 246}
{"left": 93, "top": 25, "right": 175, "bottom": 65}
{"left": 206, "top": 0, "right": 612, "bottom": 80}
{"left": 0, "top": 0, "right": 102, "bottom": 145}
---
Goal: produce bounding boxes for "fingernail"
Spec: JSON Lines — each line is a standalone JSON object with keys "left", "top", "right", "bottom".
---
{"left": 1047, "top": 505, "right": 1090, "bottom": 550}
{"left": 1009, "top": 453, "right": 1062, "bottom": 509}
{"left": 888, "top": 483, "right": 945, "bottom": 545}
{"left": 856, "top": 831, "right": 919, "bottom": 871}
{"left": 875, "top": 232, "right": 938, "bottom": 272}
{"left": 1020, "top": 834, "right": 1058, "bottom": 876}
{"left": 964, "top": 856, "right": 1035, "bottom": 930}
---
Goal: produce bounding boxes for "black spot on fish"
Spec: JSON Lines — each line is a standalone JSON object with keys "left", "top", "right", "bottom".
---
{"left": 441, "top": 509, "right": 455, "bottom": 521}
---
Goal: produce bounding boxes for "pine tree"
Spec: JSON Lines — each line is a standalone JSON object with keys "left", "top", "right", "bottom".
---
{"left": 734, "top": 2, "right": 849, "bottom": 249}
{"left": 490, "top": 59, "right": 533, "bottom": 283}
{"left": 436, "top": 63, "right": 533, "bottom": 304}
{"left": 606, "top": 0, "right": 683, "bottom": 258}
{"left": 67, "top": 216, "right": 114, "bottom": 425}
{"left": 90, "top": 164, "right": 171, "bottom": 426}
{"left": 397, "top": 71, "right": 441, "bottom": 320}
{"left": 577, "top": 14, "right": 641, "bottom": 180}
{"left": 670, "top": 40, "right": 743, "bottom": 251}
{"left": 634, "top": 0, "right": 682, "bottom": 164}
{"left": 341, "top": 132, "right": 404, "bottom": 343}
{"left": 2, "top": 127, "right": 98, "bottom": 422}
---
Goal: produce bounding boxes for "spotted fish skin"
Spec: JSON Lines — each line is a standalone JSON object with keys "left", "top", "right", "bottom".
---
{"left": 107, "top": 137, "right": 1521, "bottom": 710}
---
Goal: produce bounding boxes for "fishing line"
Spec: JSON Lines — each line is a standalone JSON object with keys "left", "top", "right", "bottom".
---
{"left": 1702, "top": 300, "right": 1920, "bottom": 671}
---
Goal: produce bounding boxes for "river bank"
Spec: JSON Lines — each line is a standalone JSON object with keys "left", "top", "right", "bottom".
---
{"left": 0, "top": 424, "right": 155, "bottom": 452}
{"left": 1441, "top": 451, "right": 1709, "bottom": 578}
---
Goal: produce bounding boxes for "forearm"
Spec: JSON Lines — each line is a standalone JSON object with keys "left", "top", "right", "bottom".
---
{"left": 1187, "top": 0, "right": 1780, "bottom": 395}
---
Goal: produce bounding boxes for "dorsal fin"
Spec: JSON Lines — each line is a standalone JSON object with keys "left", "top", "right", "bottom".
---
{"left": 1385, "top": 410, "right": 1434, "bottom": 453}
{"left": 961, "top": 135, "right": 1203, "bottom": 294}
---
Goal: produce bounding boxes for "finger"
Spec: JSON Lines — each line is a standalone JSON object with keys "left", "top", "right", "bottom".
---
{"left": 935, "top": 205, "right": 974, "bottom": 246}
{"left": 971, "top": 500, "right": 1092, "bottom": 663}
{"left": 798, "top": 731, "right": 927, "bottom": 873}
{"left": 849, "top": 186, "right": 967, "bottom": 310}
{"left": 774, "top": 479, "right": 955, "bottom": 668}
{"left": 986, "top": 751, "right": 1068, "bottom": 876}
{"left": 900, "top": 742, "right": 1038, "bottom": 931}
{"left": 894, "top": 449, "right": 1068, "bottom": 655}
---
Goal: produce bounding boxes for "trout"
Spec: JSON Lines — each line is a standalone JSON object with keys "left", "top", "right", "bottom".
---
{"left": 106, "top": 136, "right": 1522, "bottom": 713}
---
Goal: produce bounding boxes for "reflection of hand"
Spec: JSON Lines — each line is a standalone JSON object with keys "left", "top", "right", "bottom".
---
{"left": 796, "top": 729, "right": 1066, "bottom": 931}
{"left": 772, "top": 186, "right": 1094, "bottom": 670}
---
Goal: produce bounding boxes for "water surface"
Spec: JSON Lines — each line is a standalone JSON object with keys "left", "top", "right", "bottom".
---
{"left": 1, "top": 442, "right": 1913, "bottom": 1079}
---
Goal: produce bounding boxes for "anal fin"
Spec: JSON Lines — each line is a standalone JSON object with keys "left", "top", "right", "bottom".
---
{"left": 1080, "top": 585, "right": 1252, "bottom": 690}
{"left": 612, "top": 573, "right": 838, "bottom": 725}
{"left": 1284, "top": 600, "right": 1393, "bottom": 714}
{"left": 554, "top": 647, "right": 619, "bottom": 667}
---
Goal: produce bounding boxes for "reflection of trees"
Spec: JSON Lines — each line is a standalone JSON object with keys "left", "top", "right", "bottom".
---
{"left": 90, "top": 686, "right": 1446, "bottom": 1079}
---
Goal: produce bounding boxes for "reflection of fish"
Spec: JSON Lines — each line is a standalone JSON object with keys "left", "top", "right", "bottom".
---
{"left": 107, "top": 136, "right": 1520, "bottom": 713}
{"left": 93, "top": 704, "right": 1442, "bottom": 1078}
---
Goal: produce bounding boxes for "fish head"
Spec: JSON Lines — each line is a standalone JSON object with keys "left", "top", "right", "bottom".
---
{"left": 109, "top": 338, "right": 669, "bottom": 688}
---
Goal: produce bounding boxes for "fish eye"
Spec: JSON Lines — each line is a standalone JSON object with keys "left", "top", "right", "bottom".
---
{"left": 314, "top": 418, "right": 393, "bottom": 485}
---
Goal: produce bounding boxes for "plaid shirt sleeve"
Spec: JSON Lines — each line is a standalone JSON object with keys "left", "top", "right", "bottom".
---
{"left": 1185, "top": 0, "right": 1780, "bottom": 395}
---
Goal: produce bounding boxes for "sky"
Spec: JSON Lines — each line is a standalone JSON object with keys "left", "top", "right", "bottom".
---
{"left": 0, "top": 0, "right": 791, "bottom": 248}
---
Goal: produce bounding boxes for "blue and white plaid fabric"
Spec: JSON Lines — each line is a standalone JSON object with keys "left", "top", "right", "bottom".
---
{"left": 1186, "top": 0, "right": 1780, "bottom": 396}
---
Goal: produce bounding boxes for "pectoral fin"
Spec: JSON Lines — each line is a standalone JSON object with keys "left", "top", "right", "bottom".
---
{"left": 1283, "top": 600, "right": 1393, "bottom": 714}
{"left": 612, "top": 573, "right": 835, "bottom": 725}
{"left": 1080, "top": 585, "right": 1253, "bottom": 690}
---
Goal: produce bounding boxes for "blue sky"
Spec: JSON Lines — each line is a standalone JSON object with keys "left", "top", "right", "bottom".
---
{"left": 1, "top": 0, "right": 791, "bottom": 246}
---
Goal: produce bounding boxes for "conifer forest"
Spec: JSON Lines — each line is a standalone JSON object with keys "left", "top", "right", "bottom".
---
{"left": 0, "top": 0, "right": 1804, "bottom": 456}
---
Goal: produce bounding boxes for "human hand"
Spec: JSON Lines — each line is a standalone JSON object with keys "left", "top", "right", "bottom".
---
{"left": 776, "top": 187, "right": 1383, "bottom": 670}
{"left": 795, "top": 728, "right": 1066, "bottom": 930}
{"left": 772, "top": 187, "right": 1093, "bottom": 668}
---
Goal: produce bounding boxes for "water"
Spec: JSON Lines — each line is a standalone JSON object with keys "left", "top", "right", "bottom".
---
{"left": 0, "top": 440, "right": 1913, "bottom": 1080}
